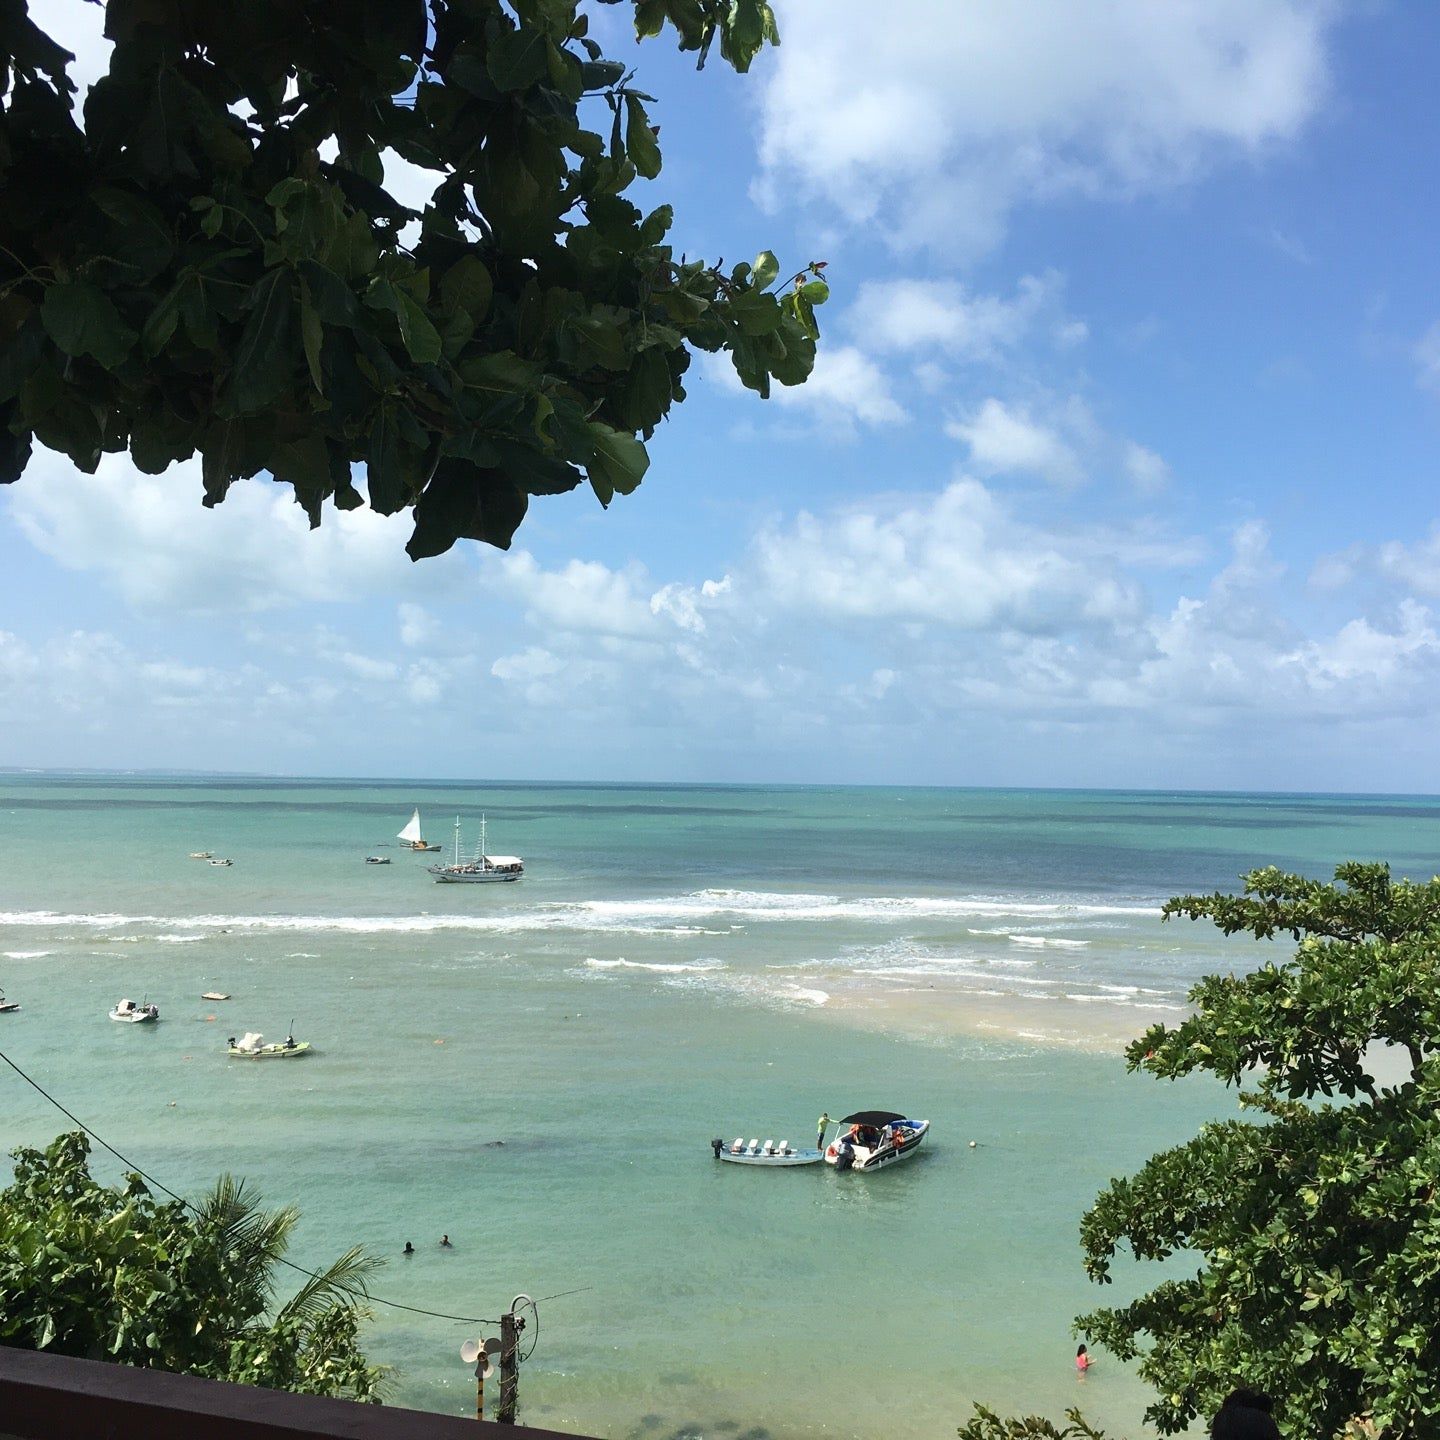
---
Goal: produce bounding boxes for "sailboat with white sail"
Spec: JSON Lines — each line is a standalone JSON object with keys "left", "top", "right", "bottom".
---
{"left": 397, "top": 808, "right": 442, "bottom": 852}
{"left": 428, "top": 815, "right": 524, "bottom": 884}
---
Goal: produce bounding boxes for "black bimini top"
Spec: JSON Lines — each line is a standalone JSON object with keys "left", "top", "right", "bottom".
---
{"left": 840, "top": 1110, "right": 906, "bottom": 1126}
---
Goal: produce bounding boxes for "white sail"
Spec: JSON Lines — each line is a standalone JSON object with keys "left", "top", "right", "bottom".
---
{"left": 398, "top": 808, "right": 423, "bottom": 844}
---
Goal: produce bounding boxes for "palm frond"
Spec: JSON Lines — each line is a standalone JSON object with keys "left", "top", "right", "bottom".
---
{"left": 277, "top": 1247, "right": 385, "bottom": 1325}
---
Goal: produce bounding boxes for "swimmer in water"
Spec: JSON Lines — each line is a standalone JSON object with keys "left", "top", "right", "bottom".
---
{"left": 1076, "top": 1343, "right": 1090, "bottom": 1375}
{"left": 403, "top": 1241, "right": 415, "bottom": 1256}
{"left": 441, "top": 1234, "right": 452, "bottom": 1247}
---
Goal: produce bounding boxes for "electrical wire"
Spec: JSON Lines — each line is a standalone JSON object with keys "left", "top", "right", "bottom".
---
{"left": 0, "top": 1047, "right": 506, "bottom": 1326}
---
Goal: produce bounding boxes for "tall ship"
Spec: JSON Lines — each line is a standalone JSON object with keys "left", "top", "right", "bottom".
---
{"left": 397, "top": 807, "right": 443, "bottom": 852}
{"left": 428, "top": 815, "right": 524, "bottom": 884}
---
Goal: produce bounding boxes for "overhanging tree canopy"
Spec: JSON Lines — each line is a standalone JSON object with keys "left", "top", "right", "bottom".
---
{"left": 1078, "top": 862, "right": 1440, "bottom": 1439}
{"left": 0, "top": 0, "right": 824, "bottom": 557}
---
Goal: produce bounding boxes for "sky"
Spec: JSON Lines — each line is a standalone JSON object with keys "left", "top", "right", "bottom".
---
{"left": 5, "top": 1, "right": 1440, "bottom": 790}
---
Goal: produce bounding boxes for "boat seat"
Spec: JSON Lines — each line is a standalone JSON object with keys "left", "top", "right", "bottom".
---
{"left": 747, "top": 1138, "right": 760, "bottom": 1154}
{"left": 731, "top": 1137, "right": 745, "bottom": 1153}
{"left": 762, "top": 1139, "right": 775, "bottom": 1155}
{"left": 777, "top": 1140, "right": 791, "bottom": 1155}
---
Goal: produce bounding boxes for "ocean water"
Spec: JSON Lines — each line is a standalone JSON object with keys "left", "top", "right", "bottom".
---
{"left": 2, "top": 778, "right": 1438, "bottom": 1437}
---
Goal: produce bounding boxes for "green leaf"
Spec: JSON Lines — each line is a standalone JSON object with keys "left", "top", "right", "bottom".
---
{"left": 438, "top": 256, "right": 493, "bottom": 321}
{"left": 487, "top": 27, "right": 549, "bottom": 92}
{"left": 396, "top": 293, "right": 442, "bottom": 365}
{"left": 407, "top": 459, "right": 529, "bottom": 558}
{"left": 226, "top": 270, "right": 294, "bottom": 412}
{"left": 586, "top": 420, "right": 649, "bottom": 501}
{"left": 297, "top": 279, "right": 325, "bottom": 395}
{"left": 41, "top": 282, "right": 137, "bottom": 369}
{"left": 752, "top": 251, "right": 779, "bottom": 289}
{"left": 625, "top": 95, "right": 662, "bottom": 180}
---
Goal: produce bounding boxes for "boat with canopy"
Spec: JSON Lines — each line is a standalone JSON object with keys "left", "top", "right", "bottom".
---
{"left": 428, "top": 815, "right": 524, "bottom": 883}
{"left": 227, "top": 1031, "right": 311, "bottom": 1059}
{"left": 110, "top": 998, "right": 159, "bottom": 1024}
{"left": 823, "top": 1111, "right": 929, "bottom": 1172}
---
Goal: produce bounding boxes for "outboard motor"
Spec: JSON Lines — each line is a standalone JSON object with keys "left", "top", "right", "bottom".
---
{"left": 711, "top": 1138, "right": 725, "bottom": 1159}
{"left": 834, "top": 1141, "right": 855, "bottom": 1172}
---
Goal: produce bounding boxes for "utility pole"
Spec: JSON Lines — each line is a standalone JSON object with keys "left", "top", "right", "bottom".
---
{"left": 474, "top": 1355, "right": 485, "bottom": 1421}
{"left": 497, "top": 1307, "right": 518, "bottom": 1424}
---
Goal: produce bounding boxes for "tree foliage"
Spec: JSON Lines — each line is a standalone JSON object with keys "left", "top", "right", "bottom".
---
{"left": 1078, "top": 862, "right": 1440, "bottom": 1438}
{"left": 0, "top": 0, "right": 823, "bottom": 557}
{"left": 0, "top": 1131, "right": 386, "bottom": 1400}
{"left": 958, "top": 1406, "right": 1113, "bottom": 1440}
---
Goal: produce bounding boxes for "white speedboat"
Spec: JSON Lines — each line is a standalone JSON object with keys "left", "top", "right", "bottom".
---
{"left": 188, "top": 851, "right": 213, "bottom": 860}
{"left": 365, "top": 855, "right": 391, "bottom": 865}
{"left": 397, "top": 808, "right": 443, "bottom": 852}
{"left": 110, "top": 998, "right": 159, "bottom": 1024}
{"left": 0, "top": 989, "right": 19, "bottom": 1014}
{"left": 823, "top": 1111, "right": 929, "bottom": 1172}
{"left": 208, "top": 857, "right": 233, "bottom": 867}
{"left": 227, "top": 1031, "right": 311, "bottom": 1059}
{"left": 429, "top": 815, "right": 523, "bottom": 883}
{"left": 711, "top": 1137, "right": 822, "bottom": 1167}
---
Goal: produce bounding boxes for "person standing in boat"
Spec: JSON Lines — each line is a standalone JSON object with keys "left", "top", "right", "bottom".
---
{"left": 816, "top": 1112, "right": 831, "bottom": 1152}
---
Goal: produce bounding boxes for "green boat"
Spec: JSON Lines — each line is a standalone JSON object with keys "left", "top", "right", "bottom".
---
{"left": 227, "top": 1031, "right": 311, "bottom": 1059}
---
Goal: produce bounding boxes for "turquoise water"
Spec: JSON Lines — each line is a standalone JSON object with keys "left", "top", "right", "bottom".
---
{"left": 2, "top": 779, "right": 1438, "bottom": 1436}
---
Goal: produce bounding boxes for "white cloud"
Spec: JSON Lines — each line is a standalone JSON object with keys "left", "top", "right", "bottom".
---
{"left": 705, "top": 345, "right": 905, "bottom": 432}
{"left": 398, "top": 603, "right": 438, "bottom": 648}
{"left": 487, "top": 551, "right": 659, "bottom": 638}
{"left": 1414, "top": 323, "right": 1440, "bottom": 394}
{"left": 1378, "top": 527, "right": 1440, "bottom": 596}
{"left": 755, "top": 0, "right": 1333, "bottom": 255}
{"left": 1123, "top": 441, "right": 1171, "bottom": 493}
{"left": 848, "top": 272, "right": 1070, "bottom": 360}
{"left": 945, "top": 398, "right": 1087, "bottom": 486}
{"left": 9, "top": 449, "right": 467, "bottom": 611}
{"left": 753, "top": 477, "right": 1142, "bottom": 632}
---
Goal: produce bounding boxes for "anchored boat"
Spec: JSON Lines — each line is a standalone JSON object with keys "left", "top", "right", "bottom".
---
{"left": 0, "top": 989, "right": 19, "bottom": 1014}
{"left": 823, "top": 1111, "right": 929, "bottom": 1172}
{"left": 711, "top": 1137, "right": 822, "bottom": 1167}
{"left": 428, "top": 815, "right": 524, "bottom": 884}
{"left": 227, "top": 1031, "right": 311, "bottom": 1059}
{"left": 397, "top": 808, "right": 442, "bottom": 852}
{"left": 365, "top": 855, "right": 391, "bottom": 865}
{"left": 110, "top": 998, "right": 159, "bottom": 1024}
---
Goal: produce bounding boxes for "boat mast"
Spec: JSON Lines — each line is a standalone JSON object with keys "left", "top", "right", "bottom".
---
{"left": 480, "top": 813, "right": 487, "bottom": 869}
{"left": 453, "top": 815, "right": 461, "bottom": 867}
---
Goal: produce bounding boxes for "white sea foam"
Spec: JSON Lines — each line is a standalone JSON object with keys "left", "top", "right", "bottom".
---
{"left": 583, "top": 958, "right": 725, "bottom": 975}
{"left": 784, "top": 986, "right": 830, "bottom": 1006}
{"left": 155, "top": 934, "right": 205, "bottom": 944}
{"left": 2, "top": 950, "right": 51, "bottom": 959}
{"left": 1007, "top": 935, "right": 1090, "bottom": 949}
{"left": 0, "top": 889, "right": 1161, "bottom": 939}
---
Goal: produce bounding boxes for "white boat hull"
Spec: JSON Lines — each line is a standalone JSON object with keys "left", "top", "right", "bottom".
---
{"left": 431, "top": 868, "right": 523, "bottom": 883}
{"left": 717, "top": 1149, "right": 823, "bottom": 1167}
{"left": 826, "top": 1119, "right": 929, "bottom": 1172}
{"left": 110, "top": 1009, "right": 159, "bottom": 1024}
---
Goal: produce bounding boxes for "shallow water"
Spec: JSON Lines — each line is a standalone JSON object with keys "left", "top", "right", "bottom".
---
{"left": 1, "top": 778, "right": 1435, "bottom": 1436}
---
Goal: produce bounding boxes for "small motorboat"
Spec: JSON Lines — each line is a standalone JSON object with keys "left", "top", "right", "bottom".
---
{"left": 110, "top": 998, "right": 159, "bottom": 1024}
{"left": 188, "top": 851, "right": 213, "bottom": 860}
{"left": 227, "top": 1031, "right": 311, "bottom": 1059}
{"left": 201, "top": 991, "right": 231, "bottom": 1001}
{"left": 711, "top": 1136, "right": 823, "bottom": 1167}
{"left": 365, "top": 856, "right": 391, "bottom": 865}
{"left": 0, "top": 989, "right": 20, "bottom": 1014}
{"left": 823, "top": 1111, "right": 929, "bottom": 1172}
{"left": 208, "top": 858, "right": 233, "bottom": 867}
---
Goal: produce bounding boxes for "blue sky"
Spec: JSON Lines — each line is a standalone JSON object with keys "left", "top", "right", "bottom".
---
{"left": 6, "top": 1, "right": 1440, "bottom": 790}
